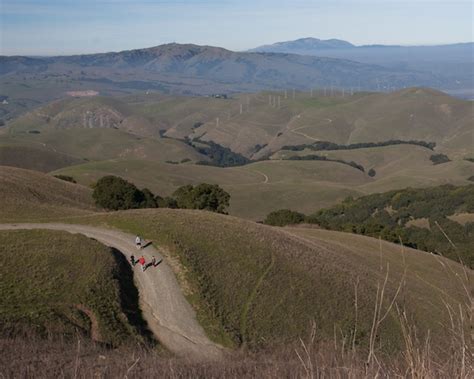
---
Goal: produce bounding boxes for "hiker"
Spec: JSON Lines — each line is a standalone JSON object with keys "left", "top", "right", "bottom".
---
{"left": 151, "top": 256, "right": 156, "bottom": 267}
{"left": 139, "top": 256, "right": 146, "bottom": 272}
{"left": 135, "top": 235, "right": 142, "bottom": 250}
{"left": 130, "top": 255, "right": 136, "bottom": 266}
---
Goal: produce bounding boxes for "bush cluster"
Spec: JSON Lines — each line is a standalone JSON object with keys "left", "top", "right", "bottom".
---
{"left": 173, "top": 183, "right": 230, "bottom": 214}
{"left": 92, "top": 175, "right": 230, "bottom": 214}
{"left": 263, "top": 209, "right": 305, "bottom": 226}
{"left": 430, "top": 154, "right": 451, "bottom": 165}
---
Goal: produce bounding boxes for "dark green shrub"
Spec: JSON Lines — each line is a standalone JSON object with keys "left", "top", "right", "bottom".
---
{"left": 430, "top": 154, "right": 451, "bottom": 165}
{"left": 157, "top": 196, "right": 178, "bottom": 209}
{"left": 368, "top": 168, "right": 376, "bottom": 177}
{"left": 92, "top": 176, "right": 146, "bottom": 210}
{"left": 141, "top": 188, "right": 158, "bottom": 208}
{"left": 173, "top": 183, "right": 230, "bottom": 213}
{"left": 264, "top": 209, "right": 305, "bottom": 226}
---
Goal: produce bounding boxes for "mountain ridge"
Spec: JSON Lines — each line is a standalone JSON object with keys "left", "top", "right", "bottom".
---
{"left": 0, "top": 43, "right": 461, "bottom": 94}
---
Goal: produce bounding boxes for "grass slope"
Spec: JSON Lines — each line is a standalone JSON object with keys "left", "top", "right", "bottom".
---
{"left": 6, "top": 88, "right": 470, "bottom": 162}
{"left": 0, "top": 170, "right": 470, "bottom": 353}
{"left": 0, "top": 229, "right": 148, "bottom": 346}
{"left": 73, "top": 209, "right": 471, "bottom": 352}
{"left": 4, "top": 96, "right": 208, "bottom": 164}
{"left": 0, "top": 144, "right": 83, "bottom": 172}
{"left": 53, "top": 151, "right": 473, "bottom": 220}
{"left": 0, "top": 166, "right": 95, "bottom": 221}
{"left": 53, "top": 159, "right": 367, "bottom": 219}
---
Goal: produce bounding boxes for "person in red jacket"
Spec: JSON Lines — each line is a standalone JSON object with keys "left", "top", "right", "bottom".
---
{"left": 138, "top": 256, "right": 146, "bottom": 272}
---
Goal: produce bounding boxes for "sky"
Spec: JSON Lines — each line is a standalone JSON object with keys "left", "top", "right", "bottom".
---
{"left": 1, "top": 0, "right": 473, "bottom": 56}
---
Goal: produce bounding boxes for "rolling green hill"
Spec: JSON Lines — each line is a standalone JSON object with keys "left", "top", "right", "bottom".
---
{"left": 5, "top": 88, "right": 471, "bottom": 162}
{"left": 0, "top": 229, "right": 147, "bottom": 346}
{"left": 65, "top": 209, "right": 472, "bottom": 351}
{"left": 0, "top": 144, "right": 84, "bottom": 172}
{"left": 3, "top": 96, "right": 208, "bottom": 164}
{"left": 0, "top": 167, "right": 471, "bottom": 354}
{"left": 0, "top": 166, "right": 95, "bottom": 221}
{"left": 53, "top": 153, "right": 473, "bottom": 220}
{"left": 52, "top": 159, "right": 368, "bottom": 219}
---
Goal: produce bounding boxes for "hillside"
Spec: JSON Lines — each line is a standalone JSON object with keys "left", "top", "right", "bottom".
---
{"left": 0, "top": 144, "right": 84, "bottom": 172}
{"left": 5, "top": 88, "right": 471, "bottom": 163}
{"left": 51, "top": 158, "right": 370, "bottom": 219}
{"left": 0, "top": 168, "right": 471, "bottom": 359}
{"left": 0, "top": 166, "right": 95, "bottom": 221}
{"left": 0, "top": 229, "right": 147, "bottom": 346}
{"left": 65, "top": 208, "right": 471, "bottom": 352}
{"left": 53, "top": 151, "right": 473, "bottom": 220}
{"left": 2, "top": 96, "right": 207, "bottom": 164}
{"left": 307, "top": 184, "right": 474, "bottom": 267}
{"left": 4, "top": 87, "right": 469, "bottom": 220}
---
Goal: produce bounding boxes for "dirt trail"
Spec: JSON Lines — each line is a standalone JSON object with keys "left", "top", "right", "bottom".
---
{"left": 0, "top": 223, "right": 223, "bottom": 361}
{"left": 287, "top": 115, "right": 333, "bottom": 142}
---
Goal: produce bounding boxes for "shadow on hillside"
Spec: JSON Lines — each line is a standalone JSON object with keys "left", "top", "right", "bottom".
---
{"left": 110, "top": 248, "right": 157, "bottom": 347}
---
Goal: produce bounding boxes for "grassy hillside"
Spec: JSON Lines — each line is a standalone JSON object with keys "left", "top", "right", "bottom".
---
{"left": 268, "top": 88, "right": 471, "bottom": 156}
{"left": 0, "top": 169, "right": 470, "bottom": 354}
{"left": 0, "top": 144, "right": 84, "bottom": 172}
{"left": 53, "top": 152, "right": 473, "bottom": 220}
{"left": 2, "top": 129, "right": 204, "bottom": 163}
{"left": 307, "top": 184, "right": 474, "bottom": 267}
{"left": 273, "top": 144, "right": 473, "bottom": 187}
{"left": 5, "top": 88, "right": 470, "bottom": 162}
{"left": 52, "top": 159, "right": 367, "bottom": 219}
{"left": 3, "top": 96, "right": 208, "bottom": 164}
{"left": 0, "top": 229, "right": 148, "bottom": 346}
{"left": 0, "top": 166, "right": 95, "bottom": 221}
{"left": 73, "top": 209, "right": 471, "bottom": 352}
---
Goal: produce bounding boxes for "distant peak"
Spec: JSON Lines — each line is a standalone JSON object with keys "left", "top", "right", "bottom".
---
{"left": 250, "top": 38, "right": 355, "bottom": 53}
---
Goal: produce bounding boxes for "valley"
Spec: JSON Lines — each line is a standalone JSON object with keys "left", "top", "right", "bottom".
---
{"left": 1, "top": 87, "right": 472, "bottom": 219}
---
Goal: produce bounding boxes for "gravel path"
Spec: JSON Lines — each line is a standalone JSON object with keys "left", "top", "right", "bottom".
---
{"left": 0, "top": 223, "right": 224, "bottom": 361}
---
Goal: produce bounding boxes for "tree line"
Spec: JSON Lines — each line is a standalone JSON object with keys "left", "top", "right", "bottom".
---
{"left": 281, "top": 139, "right": 436, "bottom": 152}
{"left": 92, "top": 175, "right": 230, "bottom": 214}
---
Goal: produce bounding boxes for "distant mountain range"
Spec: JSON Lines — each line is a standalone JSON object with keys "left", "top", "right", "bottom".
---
{"left": 249, "top": 38, "right": 474, "bottom": 97}
{"left": 0, "top": 42, "right": 472, "bottom": 106}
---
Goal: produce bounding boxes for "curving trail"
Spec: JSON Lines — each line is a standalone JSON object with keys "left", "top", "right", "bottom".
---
{"left": 250, "top": 169, "right": 269, "bottom": 184}
{"left": 287, "top": 115, "right": 333, "bottom": 142}
{"left": 0, "top": 223, "right": 223, "bottom": 361}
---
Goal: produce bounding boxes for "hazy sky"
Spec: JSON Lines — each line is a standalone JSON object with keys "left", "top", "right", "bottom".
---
{"left": 1, "top": 0, "right": 473, "bottom": 55}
